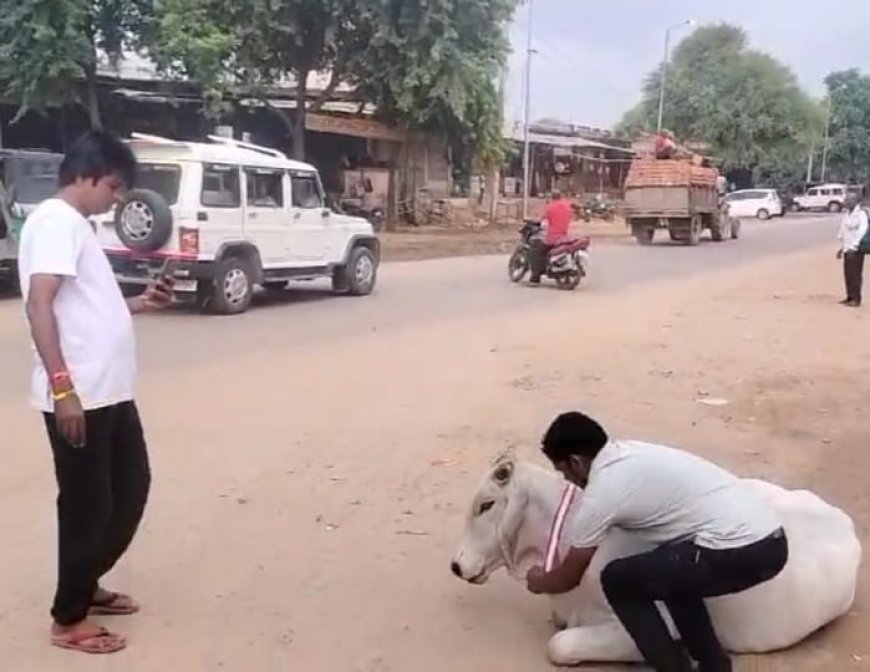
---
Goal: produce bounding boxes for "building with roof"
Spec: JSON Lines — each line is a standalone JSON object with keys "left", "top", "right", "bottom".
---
{"left": 502, "top": 124, "right": 635, "bottom": 199}
{"left": 0, "top": 53, "right": 452, "bottom": 221}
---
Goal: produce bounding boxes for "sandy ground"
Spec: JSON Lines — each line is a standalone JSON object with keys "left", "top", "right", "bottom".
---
{"left": 0, "top": 234, "right": 867, "bottom": 670}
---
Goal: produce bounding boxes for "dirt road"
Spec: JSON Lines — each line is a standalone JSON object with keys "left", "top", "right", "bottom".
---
{"left": 0, "top": 214, "right": 866, "bottom": 671}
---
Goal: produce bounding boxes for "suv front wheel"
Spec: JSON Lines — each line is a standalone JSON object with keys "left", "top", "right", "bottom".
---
{"left": 201, "top": 257, "right": 255, "bottom": 315}
{"left": 333, "top": 246, "right": 378, "bottom": 296}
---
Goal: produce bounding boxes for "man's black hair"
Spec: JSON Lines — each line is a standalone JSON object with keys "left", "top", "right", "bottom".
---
{"left": 542, "top": 411, "right": 609, "bottom": 462}
{"left": 58, "top": 131, "right": 137, "bottom": 189}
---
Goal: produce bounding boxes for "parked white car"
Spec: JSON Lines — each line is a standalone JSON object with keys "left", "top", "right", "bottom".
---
{"left": 791, "top": 184, "right": 848, "bottom": 213}
{"left": 96, "top": 133, "right": 381, "bottom": 315}
{"left": 724, "top": 189, "right": 783, "bottom": 220}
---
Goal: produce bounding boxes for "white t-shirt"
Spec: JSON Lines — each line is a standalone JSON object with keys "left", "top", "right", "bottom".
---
{"left": 568, "top": 441, "right": 781, "bottom": 551}
{"left": 838, "top": 206, "right": 869, "bottom": 252}
{"left": 18, "top": 198, "right": 137, "bottom": 412}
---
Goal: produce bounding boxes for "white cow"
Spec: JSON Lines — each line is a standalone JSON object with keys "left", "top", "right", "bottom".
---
{"left": 451, "top": 457, "right": 862, "bottom": 667}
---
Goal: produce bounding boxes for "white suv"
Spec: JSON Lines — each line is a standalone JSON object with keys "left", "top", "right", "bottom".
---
{"left": 792, "top": 184, "right": 847, "bottom": 213}
{"left": 97, "top": 134, "right": 380, "bottom": 315}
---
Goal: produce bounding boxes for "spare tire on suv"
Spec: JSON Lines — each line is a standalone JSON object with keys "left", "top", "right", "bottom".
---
{"left": 114, "top": 189, "right": 173, "bottom": 252}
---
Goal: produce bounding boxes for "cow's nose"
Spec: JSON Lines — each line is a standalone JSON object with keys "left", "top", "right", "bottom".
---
{"left": 450, "top": 561, "right": 462, "bottom": 578}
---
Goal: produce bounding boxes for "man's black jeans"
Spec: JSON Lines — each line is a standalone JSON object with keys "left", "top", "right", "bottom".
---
{"left": 43, "top": 401, "right": 151, "bottom": 626}
{"left": 529, "top": 239, "right": 553, "bottom": 282}
{"left": 844, "top": 251, "right": 865, "bottom": 304}
{"left": 601, "top": 528, "right": 788, "bottom": 672}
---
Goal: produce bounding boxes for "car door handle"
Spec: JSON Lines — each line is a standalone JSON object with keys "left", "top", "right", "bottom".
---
{"left": 249, "top": 212, "right": 258, "bottom": 219}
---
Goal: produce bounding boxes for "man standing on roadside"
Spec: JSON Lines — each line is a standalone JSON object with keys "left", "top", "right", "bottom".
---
{"left": 18, "top": 131, "right": 173, "bottom": 654}
{"left": 837, "top": 193, "right": 868, "bottom": 307}
{"left": 529, "top": 189, "right": 573, "bottom": 285}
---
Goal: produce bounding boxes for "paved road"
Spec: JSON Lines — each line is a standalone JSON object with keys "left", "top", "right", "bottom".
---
{"left": 0, "top": 215, "right": 837, "bottom": 404}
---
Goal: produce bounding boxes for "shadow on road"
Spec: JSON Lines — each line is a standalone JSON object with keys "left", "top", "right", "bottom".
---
{"left": 160, "top": 285, "right": 338, "bottom": 317}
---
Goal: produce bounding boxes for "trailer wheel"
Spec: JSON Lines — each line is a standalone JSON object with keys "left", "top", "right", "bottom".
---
{"left": 630, "top": 219, "right": 655, "bottom": 246}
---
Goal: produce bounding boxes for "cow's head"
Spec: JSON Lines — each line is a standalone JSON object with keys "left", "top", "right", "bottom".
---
{"left": 451, "top": 454, "right": 530, "bottom": 584}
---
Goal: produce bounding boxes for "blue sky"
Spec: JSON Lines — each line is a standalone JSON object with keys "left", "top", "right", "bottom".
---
{"left": 506, "top": 0, "right": 870, "bottom": 129}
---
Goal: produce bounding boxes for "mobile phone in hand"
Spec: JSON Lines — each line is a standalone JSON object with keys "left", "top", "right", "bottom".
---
{"left": 155, "top": 258, "right": 177, "bottom": 289}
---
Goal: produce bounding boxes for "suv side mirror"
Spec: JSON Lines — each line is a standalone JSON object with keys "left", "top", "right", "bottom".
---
{"left": 322, "top": 208, "right": 331, "bottom": 218}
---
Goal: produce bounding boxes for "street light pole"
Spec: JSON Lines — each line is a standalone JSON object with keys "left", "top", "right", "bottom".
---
{"left": 820, "top": 92, "right": 836, "bottom": 183}
{"left": 521, "top": 0, "right": 535, "bottom": 219}
{"left": 656, "top": 20, "right": 694, "bottom": 133}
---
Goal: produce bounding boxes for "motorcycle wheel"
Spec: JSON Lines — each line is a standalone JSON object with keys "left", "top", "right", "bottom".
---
{"left": 556, "top": 272, "right": 582, "bottom": 291}
{"left": 508, "top": 249, "right": 530, "bottom": 283}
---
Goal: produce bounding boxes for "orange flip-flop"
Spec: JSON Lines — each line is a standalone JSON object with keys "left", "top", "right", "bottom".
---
{"left": 51, "top": 627, "right": 127, "bottom": 654}
{"left": 90, "top": 592, "right": 140, "bottom": 616}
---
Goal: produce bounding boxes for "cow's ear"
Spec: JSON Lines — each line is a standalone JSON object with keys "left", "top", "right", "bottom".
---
{"left": 493, "top": 460, "right": 515, "bottom": 487}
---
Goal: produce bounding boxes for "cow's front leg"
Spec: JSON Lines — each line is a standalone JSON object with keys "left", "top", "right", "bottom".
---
{"left": 548, "top": 622, "right": 642, "bottom": 666}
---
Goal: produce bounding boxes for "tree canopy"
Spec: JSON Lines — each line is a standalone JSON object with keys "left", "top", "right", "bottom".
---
{"left": 0, "top": 0, "right": 152, "bottom": 129}
{"left": 617, "top": 24, "right": 824, "bottom": 185}
{"left": 823, "top": 69, "right": 870, "bottom": 185}
{"left": 353, "top": 0, "right": 517, "bottom": 169}
{"left": 151, "top": 0, "right": 516, "bottom": 164}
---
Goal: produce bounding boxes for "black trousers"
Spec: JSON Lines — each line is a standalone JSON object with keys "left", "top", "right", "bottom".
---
{"left": 844, "top": 251, "right": 865, "bottom": 304}
{"left": 601, "top": 529, "right": 788, "bottom": 672}
{"left": 529, "top": 240, "right": 552, "bottom": 281}
{"left": 43, "top": 401, "right": 151, "bottom": 626}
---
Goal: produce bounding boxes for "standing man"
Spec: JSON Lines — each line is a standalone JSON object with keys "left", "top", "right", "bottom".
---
{"left": 529, "top": 189, "right": 573, "bottom": 285}
{"left": 526, "top": 412, "right": 788, "bottom": 672}
{"left": 18, "top": 131, "right": 173, "bottom": 654}
{"left": 837, "top": 193, "right": 868, "bottom": 307}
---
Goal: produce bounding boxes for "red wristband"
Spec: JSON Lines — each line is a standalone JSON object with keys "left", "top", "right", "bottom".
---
{"left": 51, "top": 371, "right": 72, "bottom": 385}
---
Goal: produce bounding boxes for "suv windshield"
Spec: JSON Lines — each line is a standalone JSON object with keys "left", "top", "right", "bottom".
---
{"left": 1, "top": 155, "right": 62, "bottom": 205}
{"left": 138, "top": 164, "right": 182, "bottom": 205}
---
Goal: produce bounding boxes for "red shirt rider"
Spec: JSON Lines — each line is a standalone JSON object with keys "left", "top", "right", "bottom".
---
{"left": 543, "top": 194, "right": 572, "bottom": 245}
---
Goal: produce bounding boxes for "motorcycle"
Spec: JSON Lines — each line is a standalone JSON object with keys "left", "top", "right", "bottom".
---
{"left": 507, "top": 219, "right": 591, "bottom": 290}
{"left": 341, "top": 202, "right": 385, "bottom": 232}
{"left": 584, "top": 197, "right": 616, "bottom": 221}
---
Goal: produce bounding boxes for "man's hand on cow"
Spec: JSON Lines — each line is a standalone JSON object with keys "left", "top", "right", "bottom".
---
{"left": 526, "top": 566, "right": 548, "bottom": 594}
{"left": 525, "top": 547, "right": 597, "bottom": 596}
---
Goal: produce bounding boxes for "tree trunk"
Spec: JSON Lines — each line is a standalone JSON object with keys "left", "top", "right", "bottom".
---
{"left": 292, "top": 68, "right": 310, "bottom": 161}
{"left": 85, "top": 61, "right": 103, "bottom": 131}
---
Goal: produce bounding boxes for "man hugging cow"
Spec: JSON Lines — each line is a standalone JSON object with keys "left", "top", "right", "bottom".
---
{"left": 452, "top": 411, "right": 861, "bottom": 672}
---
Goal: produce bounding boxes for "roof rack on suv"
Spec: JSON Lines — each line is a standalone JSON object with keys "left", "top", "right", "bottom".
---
{"left": 206, "top": 135, "right": 287, "bottom": 160}
{"left": 129, "top": 132, "right": 186, "bottom": 146}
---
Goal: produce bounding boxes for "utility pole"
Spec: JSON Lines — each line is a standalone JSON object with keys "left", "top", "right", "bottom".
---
{"left": 805, "top": 144, "right": 814, "bottom": 184}
{"left": 521, "top": 0, "right": 535, "bottom": 220}
{"left": 487, "top": 62, "right": 508, "bottom": 225}
{"left": 820, "top": 96, "right": 834, "bottom": 183}
{"left": 656, "top": 20, "right": 694, "bottom": 133}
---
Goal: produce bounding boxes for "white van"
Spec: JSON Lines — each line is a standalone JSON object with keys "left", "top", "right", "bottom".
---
{"left": 724, "top": 189, "right": 783, "bottom": 220}
{"left": 97, "top": 134, "right": 381, "bottom": 315}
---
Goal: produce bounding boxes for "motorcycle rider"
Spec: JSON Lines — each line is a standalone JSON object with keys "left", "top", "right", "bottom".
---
{"left": 530, "top": 189, "right": 573, "bottom": 285}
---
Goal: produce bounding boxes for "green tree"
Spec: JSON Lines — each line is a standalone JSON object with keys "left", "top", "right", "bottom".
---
{"left": 0, "top": 0, "right": 153, "bottom": 130}
{"left": 617, "top": 24, "right": 823, "bottom": 184}
{"left": 151, "top": 0, "right": 517, "bottom": 165}
{"left": 823, "top": 69, "right": 870, "bottom": 185}
{"left": 152, "top": 0, "right": 374, "bottom": 159}
{"left": 355, "top": 0, "right": 518, "bottom": 169}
